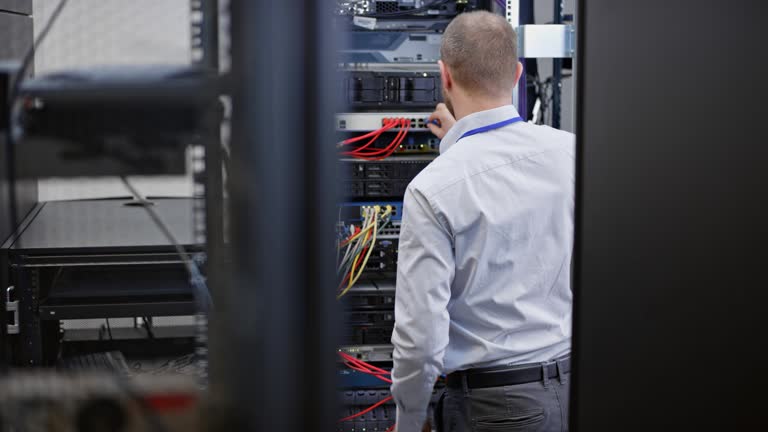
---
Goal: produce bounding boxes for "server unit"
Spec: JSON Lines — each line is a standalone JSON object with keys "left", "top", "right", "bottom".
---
{"left": 333, "top": 2, "right": 495, "bottom": 430}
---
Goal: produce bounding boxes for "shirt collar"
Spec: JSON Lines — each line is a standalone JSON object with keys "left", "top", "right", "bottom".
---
{"left": 439, "top": 105, "right": 522, "bottom": 154}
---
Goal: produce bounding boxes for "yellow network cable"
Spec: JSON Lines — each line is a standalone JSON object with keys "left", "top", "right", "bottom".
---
{"left": 338, "top": 204, "right": 391, "bottom": 249}
{"left": 347, "top": 208, "right": 378, "bottom": 287}
{"left": 348, "top": 229, "right": 372, "bottom": 286}
{"left": 338, "top": 209, "right": 375, "bottom": 248}
{"left": 338, "top": 205, "right": 392, "bottom": 299}
{"left": 337, "top": 207, "right": 373, "bottom": 277}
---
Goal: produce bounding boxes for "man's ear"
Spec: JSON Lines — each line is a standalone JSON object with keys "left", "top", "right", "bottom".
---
{"left": 438, "top": 60, "right": 452, "bottom": 91}
{"left": 513, "top": 61, "right": 524, "bottom": 87}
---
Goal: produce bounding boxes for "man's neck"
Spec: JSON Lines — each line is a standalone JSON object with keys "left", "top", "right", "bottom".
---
{"left": 452, "top": 91, "right": 513, "bottom": 121}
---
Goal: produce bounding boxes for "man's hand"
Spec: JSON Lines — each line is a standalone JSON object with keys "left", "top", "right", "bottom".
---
{"left": 422, "top": 420, "right": 432, "bottom": 432}
{"left": 427, "top": 103, "right": 456, "bottom": 140}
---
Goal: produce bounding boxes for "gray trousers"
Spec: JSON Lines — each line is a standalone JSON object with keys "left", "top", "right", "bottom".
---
{"left": 437, "top": 372, "right": 570, "bottom": 432}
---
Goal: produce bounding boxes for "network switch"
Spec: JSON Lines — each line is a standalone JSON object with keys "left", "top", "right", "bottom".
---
{"left": 342, "top": 71, "right": 442, "bottom": 109}
{"left": 337, "top": 112, "right": 434, "bottom": 131}
{"left": 339, "top": 345, "right": 395, "bottom": 363}
{"left": 378, "top": 221, "right": 401, "bottom": 238}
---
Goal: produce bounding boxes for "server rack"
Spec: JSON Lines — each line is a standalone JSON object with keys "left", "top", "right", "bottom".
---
{"left": 1, "top": 0, "right": 36, "bottom": 369}
{"left": 1, "top": 198, "right": 200, "bottom": 366}
{"left": 1, "top": 0, "right": 222, "bottom": 370}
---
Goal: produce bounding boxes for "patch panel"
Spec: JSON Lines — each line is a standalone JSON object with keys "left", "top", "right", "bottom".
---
{"left": 340, "top": 389, "right": 393, "bottom": 408}
{"left": 378, "top": 221, "right": 401, "bottom": 238}
{"left": 336, "top": 112, "right": 433, "bottom": 132}
{"left": 337, "top": 393, "right": 396, "bottom": 432}
{"left": 336, "top": 388, "right": 443, "bottom": 432}
{"left": 339, "top": 201, "right": 404, "bottom": 221}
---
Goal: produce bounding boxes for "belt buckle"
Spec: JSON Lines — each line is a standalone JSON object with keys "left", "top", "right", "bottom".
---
{"left": 540, "top": 360, "right": 555, "bottom": 388}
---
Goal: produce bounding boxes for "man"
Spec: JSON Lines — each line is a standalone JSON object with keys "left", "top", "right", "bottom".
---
{"left": 390, "top": 11, "right": 574, "bottom": 432}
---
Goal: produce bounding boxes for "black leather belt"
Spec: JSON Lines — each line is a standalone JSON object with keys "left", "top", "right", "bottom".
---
{"left": 446, "top": 355, "right": 570, "bottom": 389}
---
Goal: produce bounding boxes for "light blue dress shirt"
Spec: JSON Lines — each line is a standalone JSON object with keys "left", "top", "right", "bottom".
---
{"left": 390, "top": 105, "right": 575, "bottom": 431}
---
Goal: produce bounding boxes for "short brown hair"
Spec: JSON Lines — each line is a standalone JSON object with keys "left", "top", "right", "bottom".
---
{"left": 440, "top": 11, "right": 518, "bottom": 97}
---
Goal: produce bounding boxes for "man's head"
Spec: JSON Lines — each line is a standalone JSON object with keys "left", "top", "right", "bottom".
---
{"left": 439, "top": 11, "right": 522, "bottom": 116}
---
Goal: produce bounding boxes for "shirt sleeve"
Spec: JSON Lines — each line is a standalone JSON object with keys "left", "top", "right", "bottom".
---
{"left": 391, "top": 187, "right": 455, "bottom": 432}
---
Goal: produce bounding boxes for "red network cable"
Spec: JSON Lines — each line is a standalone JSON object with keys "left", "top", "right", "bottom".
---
{"left": 339, "top": 225, "right": 362, "bottom": 248}
{"left": 341, "top": 118, "right": 411, "bottom": 160}
{"left": 337, "top": 352, "right": 397, "bottom": 430}
{"left": 340, "top": 118, "right": 399, "bottom": 146}
{"left": 344, "top": 118, "right": 400, "bottom": 154}
{"left": 340, "top": 352, "right": 391, "bottom": 383}
{"left": 339, "top": 118, "right": 399, "bottom": 158}
{"left": 349, "top": 119, "right": 409, "bottom": 160}
{"left": 339, "top": 352, "right": 390, "bottom": 376}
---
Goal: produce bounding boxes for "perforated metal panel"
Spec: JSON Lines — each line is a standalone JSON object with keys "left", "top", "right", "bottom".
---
{"left": 375, "top": 1, "right": 400, "bottom": 13}
{"left": 33, "top": 0, "right": 190, "bottom": 74}
{"left": 32, "top": 0, "right": 194, "bottom": 202}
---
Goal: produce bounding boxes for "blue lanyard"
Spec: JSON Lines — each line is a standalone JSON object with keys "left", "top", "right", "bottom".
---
{"left": 457, "top": 116, "right": 523, "bottom": 142}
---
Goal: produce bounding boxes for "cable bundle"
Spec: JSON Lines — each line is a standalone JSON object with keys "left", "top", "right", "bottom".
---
{"left": 339, "top": 118, "right": 411, "bottom": 160}
{"left": 336, "top": 205, "right": 393, "bottom": 298}
{"left": 338, "top": 351, "right": 396, "bottom": 431}
{"left": 337, "top": 208, "right": 397, "bottom": 430}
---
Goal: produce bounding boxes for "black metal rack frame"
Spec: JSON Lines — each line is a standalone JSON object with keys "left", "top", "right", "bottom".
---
{"left": 1, "top": 198, "right": 202, "bottom": 366}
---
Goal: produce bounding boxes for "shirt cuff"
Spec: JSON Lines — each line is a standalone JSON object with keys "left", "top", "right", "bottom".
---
{"left": 396, "top": 406, "right": 428, "bottom": 432}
